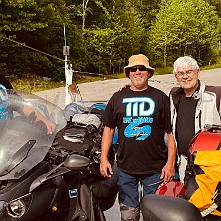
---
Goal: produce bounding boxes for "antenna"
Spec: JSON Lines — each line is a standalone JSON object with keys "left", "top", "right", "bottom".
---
{"left": 64, "top": 23, "right": 67, "bottom": 47}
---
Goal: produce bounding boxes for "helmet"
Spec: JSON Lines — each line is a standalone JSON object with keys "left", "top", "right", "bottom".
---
{"left": 0, "top": 84, "right": 11, "bottom": 120}
{"left": 90, "top": 103, "right": 107, "bottom": 118}
{"left": 63, "top": 102, "right": 89, "bottom": 121}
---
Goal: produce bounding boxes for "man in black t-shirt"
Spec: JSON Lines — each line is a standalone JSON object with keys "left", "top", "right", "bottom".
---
{"left": 170, "top": 56, "right": 221, "bottom": 182}
{"left": 100, "top": 54, "right": 176, "bottom": 221}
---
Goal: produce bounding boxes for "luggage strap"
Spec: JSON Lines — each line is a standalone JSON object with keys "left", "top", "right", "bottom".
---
{"left": 200, "top": 182, "right": 221, "bottom": 217}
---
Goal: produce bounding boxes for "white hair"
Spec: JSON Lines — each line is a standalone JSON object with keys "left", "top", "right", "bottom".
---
{"left": 173, "top": 56, "right": 199, "bottom": 75}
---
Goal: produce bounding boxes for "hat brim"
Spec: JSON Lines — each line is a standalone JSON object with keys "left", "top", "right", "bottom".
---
{"left": 124, "top": 63, "right": 155, "bottom": 79}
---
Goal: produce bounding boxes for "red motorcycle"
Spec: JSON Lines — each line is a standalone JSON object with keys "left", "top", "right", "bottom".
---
{"left": 141, "top": 125, "right": 221, "bottom": 221}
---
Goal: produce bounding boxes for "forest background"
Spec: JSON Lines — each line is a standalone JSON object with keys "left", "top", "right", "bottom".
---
{"left": 0, "top": 0, "right": 221, "bottom": 91}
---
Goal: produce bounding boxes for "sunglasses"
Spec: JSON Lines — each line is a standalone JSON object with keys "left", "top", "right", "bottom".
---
{"left": 130, "top": 65, "right": 147, "bottom": 72}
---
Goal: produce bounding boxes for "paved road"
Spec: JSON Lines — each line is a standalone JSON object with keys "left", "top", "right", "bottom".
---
{"left": 36, "top": 68, "right": 221, "bottom": 109}
{"left": 35, "top": 68, "right": 221, "bottom": 221}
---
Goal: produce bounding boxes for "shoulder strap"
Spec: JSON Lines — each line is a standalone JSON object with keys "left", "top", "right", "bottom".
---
{"left": 170, "top": 86, "right": 180, "bottom": 94}
{"left": 205, "top": 86, "right": 221, "bottom": 113}
{"left": 170, "top": 87, "right": 182, "bottom": 111}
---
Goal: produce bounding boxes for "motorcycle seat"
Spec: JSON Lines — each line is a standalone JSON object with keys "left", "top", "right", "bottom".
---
{"left": 141, "top": 194, "right": 204, "bottom": 221}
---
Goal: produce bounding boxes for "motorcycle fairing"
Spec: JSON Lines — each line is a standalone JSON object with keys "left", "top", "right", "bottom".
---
{"left": 189, "top": 125, "right": 221, "bottom": 155}
{"left": 30, "top": 154, "right": 91, "bottom": 192}
{"left": 0, "top": 162, "right": 65, "bottom": 221}
{"left": 29, "top": 163, "right": 70, "bottom": 192}
{"left": 0, "top": 90, "right": 67, "bottom": 180}
{"left": 0, "top": 161, "right": 51, "bottom": 202}
{"left": 0, "top": 140, "right": 36, "bottom": 177}
{"left": 0, "top": 139, "right": 51, "bottom": 180}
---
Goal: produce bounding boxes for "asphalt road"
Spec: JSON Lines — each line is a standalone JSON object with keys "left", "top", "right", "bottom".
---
{"left": 36, "top": 68, "right": 221, "bottom": 109}
{"left": 35, "top": 68, "right": 221, "bottom": 221}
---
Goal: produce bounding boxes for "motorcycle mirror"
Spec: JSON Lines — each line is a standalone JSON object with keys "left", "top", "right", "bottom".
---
{"left": 64, "top": 154, "right": 90, "bottom": 171}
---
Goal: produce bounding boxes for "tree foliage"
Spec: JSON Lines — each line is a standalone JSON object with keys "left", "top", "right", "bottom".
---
{"left": 83, "top": 0, "right": 146, "bottom": 74}
{"left": 0, "top": 0, "right": 220, "bottom": 80}
{"left": 149, "top": 0, "right": 220, "bottom": 66}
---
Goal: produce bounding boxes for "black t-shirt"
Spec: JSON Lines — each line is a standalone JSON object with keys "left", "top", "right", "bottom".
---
{"left": 175, "top": 94, "right": 198, "bottom": 156}
{"left": 102, "top": 86, "right": 172, "bottom": 175}
{"left": 0, "top": 73, "right": 13, "bottom": 89}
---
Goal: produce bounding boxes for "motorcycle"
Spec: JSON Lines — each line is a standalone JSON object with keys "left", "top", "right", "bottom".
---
{"left": 141, "top": 125, "right": 221, "bottom": 221}
{"left": 0, "top": 89, "right": 118, "bottom": 221}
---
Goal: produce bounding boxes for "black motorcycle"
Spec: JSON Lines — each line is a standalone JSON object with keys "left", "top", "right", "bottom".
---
{"left": 0, "top": 89, "right": 118, "bottom": 221}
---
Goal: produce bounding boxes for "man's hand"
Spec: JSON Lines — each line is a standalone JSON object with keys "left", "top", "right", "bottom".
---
{"left": 21, "top": 105, "right": 56, "bottom": 134}
{"left": 115, "top": 83, "right": 131, "bottom": 92}
{"left": 100, "top": 157, "right": 113, "bottom": 178}
{"left": 44, "top": 120, "right": 56, "bottom": 134}
{"left": 160, "top": 162, "right": 175, "bottom": 183}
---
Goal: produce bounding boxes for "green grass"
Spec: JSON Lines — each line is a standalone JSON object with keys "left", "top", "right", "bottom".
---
{"left": 11, "top": 71, "right": 124, "bottom": 92}
{"left": 201, "top": 62, "right": 221, "bottom": 70}
{"left": 12, "top": 79, "right": 66, "bottom": 92}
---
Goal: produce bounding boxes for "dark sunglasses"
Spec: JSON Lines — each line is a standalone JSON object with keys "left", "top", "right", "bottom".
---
{"left": 130, "top": 65, "right": 147, "bottom": 72}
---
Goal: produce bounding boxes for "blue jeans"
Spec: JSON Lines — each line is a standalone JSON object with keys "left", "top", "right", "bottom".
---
{"left": 117, "top": 170, "right": 162, "bottom": 208}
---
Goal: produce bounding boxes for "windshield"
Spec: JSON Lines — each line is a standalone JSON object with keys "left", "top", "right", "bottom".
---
{"left": 0, "top": 89, "right": 67, "bottom": 180}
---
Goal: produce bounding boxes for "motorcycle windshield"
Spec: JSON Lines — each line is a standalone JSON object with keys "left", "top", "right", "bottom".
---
{"left": 0, "top": 89, "right": 67, "bottom": 180}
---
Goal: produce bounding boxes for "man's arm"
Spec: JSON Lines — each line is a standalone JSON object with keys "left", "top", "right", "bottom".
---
{"left": 160, "top": 132, "right": 176, "bottom": 182}
{"left": 100, "top": 126, "right": 115, "bottom": 178}
{"left": 19, "top": 103, "right": 55, "bottom": 134}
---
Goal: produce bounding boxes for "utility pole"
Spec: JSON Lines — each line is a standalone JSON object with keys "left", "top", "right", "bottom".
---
{"left": 63, "top": 24, "right": 73, "bottom": 106}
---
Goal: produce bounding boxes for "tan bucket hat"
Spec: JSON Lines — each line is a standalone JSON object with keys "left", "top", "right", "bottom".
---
{"left": 124, "top": 54, "right": 155, "bottom": 78}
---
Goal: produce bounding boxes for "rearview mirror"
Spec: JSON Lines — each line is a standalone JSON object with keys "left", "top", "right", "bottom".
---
{"left": 64, "top": 154, "right": 90, "bottom": 171}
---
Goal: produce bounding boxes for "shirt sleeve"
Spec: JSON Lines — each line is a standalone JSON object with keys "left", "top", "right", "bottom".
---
{"left": 101, "top": 95, "right": 117, "bottom": 128}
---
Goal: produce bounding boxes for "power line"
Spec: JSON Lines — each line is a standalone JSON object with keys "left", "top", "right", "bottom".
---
{"left": 1, "top": 36, "right": 64, "bottom": 62}
{"left": 0, "top": 35, "right": 110, "bottom": 77}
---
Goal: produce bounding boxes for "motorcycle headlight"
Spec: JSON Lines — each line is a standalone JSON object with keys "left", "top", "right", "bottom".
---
{"left": 6, "top": 194, "right": 32, "bottom": 218}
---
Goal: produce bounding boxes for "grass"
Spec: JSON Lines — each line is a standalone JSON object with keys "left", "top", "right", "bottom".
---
{"left": 11, "top": 72, "right": 123, "bottom": 92}
{"left": 201, "top": 62, "right": 221, "bottom": 70}
{"left": 12, "top": 79, "right": 66, "bottom": 92}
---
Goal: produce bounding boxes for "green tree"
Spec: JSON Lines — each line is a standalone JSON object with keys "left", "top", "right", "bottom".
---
{"left": 0, "top": 0, "right": 47, "bottom": 32}
{"left": 205, "top": 0, "right": 221, "bottom": 16}
{"left": 149, "top": 0, "right": 220, "bottom": 66}
{"left": 82, "top": 0, "right": 146, "bottom": 74}
{"left": 0, "top": 0, "right": 71, "bottom": 79}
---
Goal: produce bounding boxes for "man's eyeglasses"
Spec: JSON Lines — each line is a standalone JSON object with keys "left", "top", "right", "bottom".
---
{"left": 130, "top": 65, "right": 147, "bottom": 72}
{"left": 175, "top": 69, "right": 195, "bottom": 78}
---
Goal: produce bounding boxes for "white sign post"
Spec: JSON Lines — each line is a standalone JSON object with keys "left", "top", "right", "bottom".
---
{"left": 65, "top": 61, "right": 73, "bottom": 106}
{"left": 63, "top": 24, "right": 73, "bottom": 107}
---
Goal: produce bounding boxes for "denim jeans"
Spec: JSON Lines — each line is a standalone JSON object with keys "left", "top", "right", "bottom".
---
{"left": 117, "top": 170, "right": 162, "bottom": 208}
